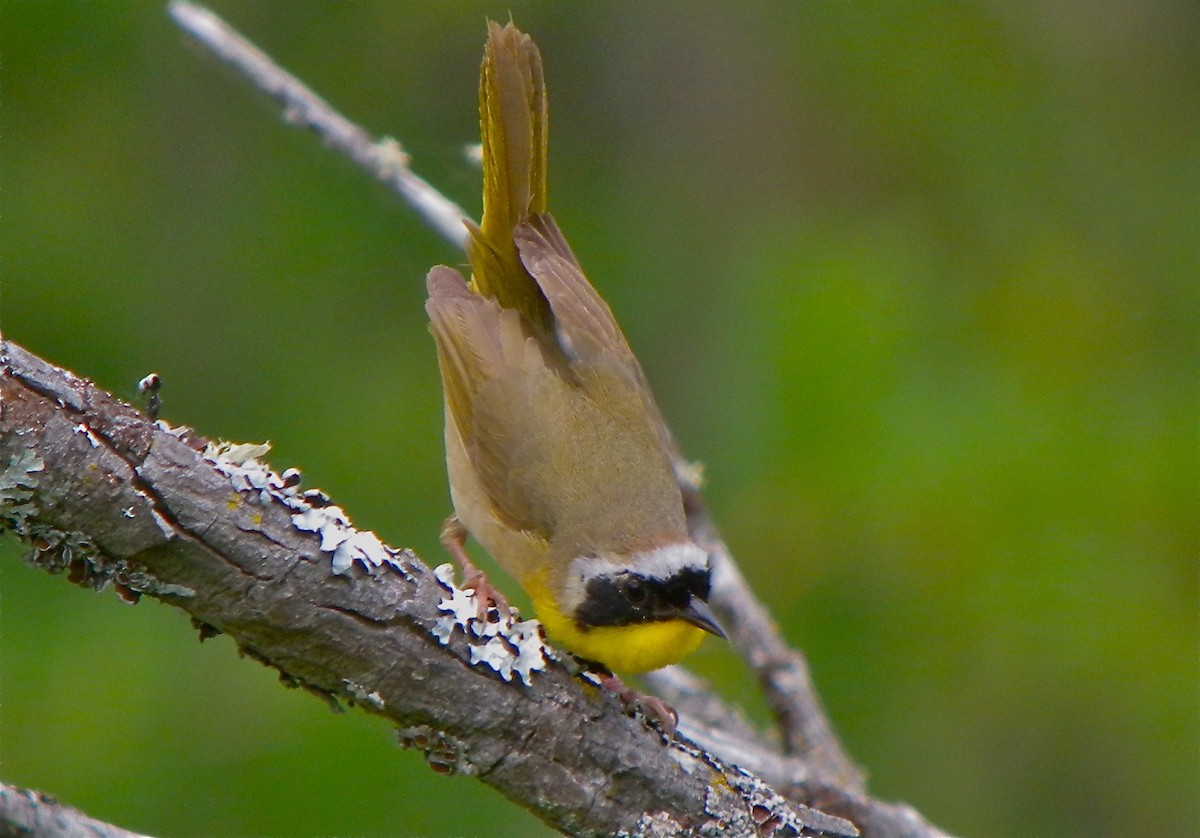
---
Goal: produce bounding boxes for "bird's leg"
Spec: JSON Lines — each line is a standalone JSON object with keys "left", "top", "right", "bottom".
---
{"left": 595, "top": 671, "right": 679, "bottom": 738}
{"left": 440, "top": 516, "right": 510, "bottom": 620}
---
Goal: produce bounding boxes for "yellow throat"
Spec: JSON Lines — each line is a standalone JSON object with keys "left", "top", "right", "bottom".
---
{"left": 526, "top": 571, "right": 707, "bottom": 675}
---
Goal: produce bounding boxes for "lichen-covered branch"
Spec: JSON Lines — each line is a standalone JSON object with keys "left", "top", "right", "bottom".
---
{"left": 0, "top": 339, "right": 858, "bottom": 838}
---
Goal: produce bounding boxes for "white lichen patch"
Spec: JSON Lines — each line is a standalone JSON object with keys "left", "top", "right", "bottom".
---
{"left": 1, "top": 448, "right": 47, "bottom": 543}
{"left": 155, "top": 420, "right": 196, "bottom": 440}
{"left": 203, "top": 438, "right": 412, "bottom": 579}
{"left": 71, "top": 422, "right": 102, "bottom": 448}
{"left": 579, "top": 670, "right": 605, "bottom": 688}
{"left": 342, "top": 679, "right": 386, "bottom": 709}
{"left": 330, "top": 528, "right": 390, "bottom": 575}
{"left": 620, "top": 811, "right": 687, "bottom": 838}
{"left": 1, "top": 448, "right": 44, "bottom": 504}
{"left": 667, "top": 744, "right": 705, "bottom": 777}
{"left": 431, "top": 563, "right": 548, "bottom": 687}
{"left": 507, "top": 617, "right": 550, "bottom": 679}
{"left": 116, "top": 567, "right": 196, "bottom": 599}
{"left": 205, "top": 440, "right": 272, "bottom": 466}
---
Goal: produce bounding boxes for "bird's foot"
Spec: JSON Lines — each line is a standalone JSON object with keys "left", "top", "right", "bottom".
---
{"left": 596, "top": 672, "right": 679, "bottom": 738}
{"left": 440, "top": 516, "right": 510, "bottom": 621}
{"left": 461, "top": 570, "right": 511, "bottom": 622}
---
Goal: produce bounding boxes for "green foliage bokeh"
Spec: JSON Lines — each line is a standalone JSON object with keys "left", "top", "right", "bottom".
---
{"left": 2, "top": 2, "right": 1195, "bottom": 836}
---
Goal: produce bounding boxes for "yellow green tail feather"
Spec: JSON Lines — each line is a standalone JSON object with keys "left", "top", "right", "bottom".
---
{"left": 468, "top": 21, "right": 553, "bottom": 336}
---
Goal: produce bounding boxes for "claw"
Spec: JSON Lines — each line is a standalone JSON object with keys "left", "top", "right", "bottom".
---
{"left": 596, "top": 672, "right": 678, "bottom": 738}
{"left": 461, "top": 569, "right": 511, "bottom": 621}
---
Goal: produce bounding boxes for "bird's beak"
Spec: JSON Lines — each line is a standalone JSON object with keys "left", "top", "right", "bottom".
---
{"left": 682, "top": 597, "right": 727, "bottom": 640}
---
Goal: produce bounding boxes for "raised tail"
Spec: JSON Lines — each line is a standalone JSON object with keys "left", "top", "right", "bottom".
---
{"left": 467, "top": 21, "right": 553, "bottom": 336}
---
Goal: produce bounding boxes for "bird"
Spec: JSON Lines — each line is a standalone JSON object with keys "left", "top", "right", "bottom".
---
{"left": 425, "top": 21, "right": 726, "bottom": 706}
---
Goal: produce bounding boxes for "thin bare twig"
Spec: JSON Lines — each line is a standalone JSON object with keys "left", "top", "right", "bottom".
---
{"left": 684, "top": 490, "right": 866, "bottom": 789}
{"left": 168, "top": 0, "right": 469, "bottom": 250}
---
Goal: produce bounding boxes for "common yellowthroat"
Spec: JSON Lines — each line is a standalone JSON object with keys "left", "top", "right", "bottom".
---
{"left": 426, "top": 22, "right": 725, "bottom": 679}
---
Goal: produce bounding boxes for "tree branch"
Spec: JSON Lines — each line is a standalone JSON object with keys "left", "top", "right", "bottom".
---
{"left": 0, "top": 339, "right": 860, "bottom": 838}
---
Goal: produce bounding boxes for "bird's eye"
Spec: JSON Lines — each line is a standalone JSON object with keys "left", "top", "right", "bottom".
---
{"left": 623, "top": 576, "right": 648, "bottom": 606}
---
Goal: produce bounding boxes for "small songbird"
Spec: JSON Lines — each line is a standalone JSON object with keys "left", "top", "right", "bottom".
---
{"left": 425, "top": 22, "right": 725, "bottom": 683}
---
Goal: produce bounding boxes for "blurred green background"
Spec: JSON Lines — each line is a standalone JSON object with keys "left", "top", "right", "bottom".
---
{"left": 2, "top": 2, "right": 1195, "bottom": 836}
